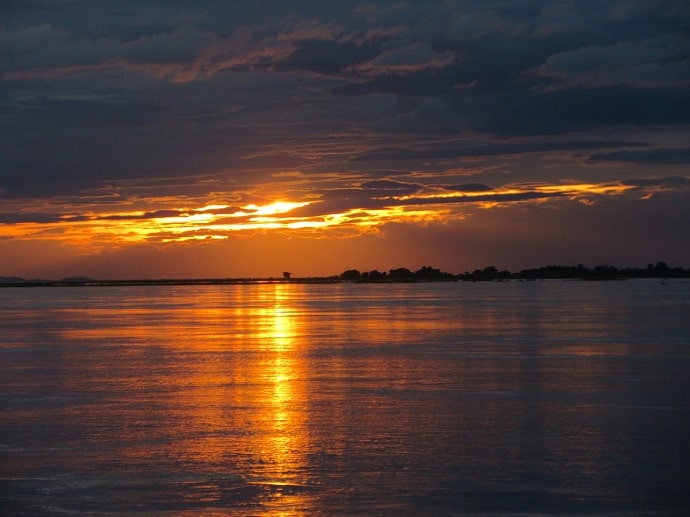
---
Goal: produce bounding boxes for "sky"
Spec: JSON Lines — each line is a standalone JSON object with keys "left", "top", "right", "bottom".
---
{"left": 1, "top": 0, "right": 689, "bottom": 279}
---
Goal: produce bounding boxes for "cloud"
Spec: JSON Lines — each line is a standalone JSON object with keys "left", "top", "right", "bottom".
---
{"left": 347, "top": 43, "right": 457, "bottom": 76}
{"left": 360, "top": 179, "right": 422, "bottom": 192}
{"left": 0, "top": 212, "right": 65, "bottom": 224}
{"left": 445, "top": 183, "right": 493, "bottom": 192}
{"left": 589, "top": 148, "right": 690, "bottom": 165}
{"left": 1, "top": 0, "right": 690, "bottom": 279}
{"left": 619, "top": 176, "right": 690, "bottom": 188}
{"left": 402, "top": 190, "right": 566, "bottom": 206}
{"left": 348, "top": 139, "right": 643, "bottom": 162}
{"left": 276, "top": 37, "right": 379, "bottom": 75}
{"left": 460, "top": 86, "right": 690, "bottom": 136}
{"left": 534, "top": 36, "right": 690, "bottom": 90}
{"left": 1, "top": 18, "right": 345, "bottom": 83}
{"left": 99, "top": 209, "right": 187, "bottom": 221}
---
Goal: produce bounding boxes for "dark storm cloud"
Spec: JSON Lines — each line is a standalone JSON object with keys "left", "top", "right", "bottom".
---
{"left": 1, "top": 0, "right": 689, "bottom": 202}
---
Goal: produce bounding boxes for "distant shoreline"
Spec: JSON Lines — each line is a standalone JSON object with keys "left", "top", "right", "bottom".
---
{"left": 0, "top": 277, "right": 342, "bottom": 288}
{"left": 2, "top": 262, "right": 688, "bottom": 288}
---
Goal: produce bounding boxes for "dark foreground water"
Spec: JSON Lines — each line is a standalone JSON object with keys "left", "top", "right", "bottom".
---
{"left": 1, "top": 279, "right": 689, "bottom": 516}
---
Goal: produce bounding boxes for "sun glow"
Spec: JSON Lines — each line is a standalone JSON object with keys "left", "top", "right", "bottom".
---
{"left": 197, "top": 204, "right": 230, "bottom": 211}
{"left": 0, "top": 179, "right": 645, "bottom": 251}
{"left": 249, "top": 201, "right": 309, "bottom": 216}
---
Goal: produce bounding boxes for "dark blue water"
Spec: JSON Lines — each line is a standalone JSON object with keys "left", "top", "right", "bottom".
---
{"left": 1, "top": 280, "right": 689, "bottom": 515}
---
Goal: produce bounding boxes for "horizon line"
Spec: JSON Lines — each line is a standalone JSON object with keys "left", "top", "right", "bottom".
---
{"left": 1, "top": 262, "right": 688, "bottom": 287}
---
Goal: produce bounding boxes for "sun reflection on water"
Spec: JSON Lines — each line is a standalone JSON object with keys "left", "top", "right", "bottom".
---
{"left": 249, "top": 284, "right": 312, "bottom": 512}
{"left": 6, "top": 282, "right": 687, "bottom": 514}
{"left": 55, "top": 283, "right": 316, "bottom": 513}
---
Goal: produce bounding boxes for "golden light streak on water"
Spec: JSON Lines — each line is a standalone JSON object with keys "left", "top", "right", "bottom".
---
{"left": 2, "top": 282, "right": 689, "bottom": 514}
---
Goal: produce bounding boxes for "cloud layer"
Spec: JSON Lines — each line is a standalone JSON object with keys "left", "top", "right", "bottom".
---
{"left": 1, "top": 0, "right": 689, "bottom": 277}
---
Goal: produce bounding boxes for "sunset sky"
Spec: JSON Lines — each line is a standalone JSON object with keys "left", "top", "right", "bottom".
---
{"left": 2, "top": 0, "right": 689, "bottom": 279}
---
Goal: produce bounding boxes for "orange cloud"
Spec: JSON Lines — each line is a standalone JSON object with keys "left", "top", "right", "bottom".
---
{"left": 0, "top": 177, "right": 683, "bottom": 259}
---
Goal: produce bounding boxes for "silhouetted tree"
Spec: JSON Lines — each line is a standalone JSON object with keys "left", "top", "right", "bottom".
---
{"left": 654, "top": 261, "right": 669, "bottom": 275}
{"left": 414, "top": 266, "right": 456, "bottom": 280}
{"left": 593, "top": 265, "right": 619, "bottom": 278}
{"left": 469, "top": 266, "right": 502, "bottom": 280}
{"left": 341, "top": 269, "right": 361, "bottom": 280}
{"left": 366, "top": 270, "right": 386, "bottom": 281}
{"left": 388, "top": 267, "right": 413, "bottom": 279}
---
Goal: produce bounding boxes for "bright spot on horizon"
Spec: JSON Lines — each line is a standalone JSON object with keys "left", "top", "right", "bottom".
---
{"left": 248, "top": 201, "right": 310, "bottom": 216}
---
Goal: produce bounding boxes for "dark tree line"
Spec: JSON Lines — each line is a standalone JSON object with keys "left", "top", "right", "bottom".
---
{"left": 340, "top": 262, "right": 690, "bottom": 282}
{"left": 2, "top": 262, "right": 688, "bottom": 287}
{"left": 340, "top": 266, "right": 456, "bottom": 282}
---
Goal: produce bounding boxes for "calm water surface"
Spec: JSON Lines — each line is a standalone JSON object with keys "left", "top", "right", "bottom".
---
{"left": 1, "top": 280, "right": 689, "bottom": 515}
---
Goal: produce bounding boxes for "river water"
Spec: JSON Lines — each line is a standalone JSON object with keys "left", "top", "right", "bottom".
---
{"left": 1, "top": 280, "right": 689, "bottom": 515}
